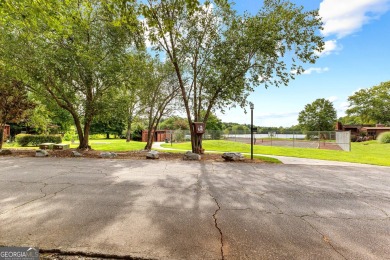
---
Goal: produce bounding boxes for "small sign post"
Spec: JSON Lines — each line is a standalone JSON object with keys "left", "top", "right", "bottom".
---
{"left": 192, "top": 122, "right": 205, "bottom": 154}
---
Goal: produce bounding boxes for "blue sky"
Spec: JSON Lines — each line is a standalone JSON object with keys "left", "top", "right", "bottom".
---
{"left": 216, "top": 0, "right": 390, "bottom": 127}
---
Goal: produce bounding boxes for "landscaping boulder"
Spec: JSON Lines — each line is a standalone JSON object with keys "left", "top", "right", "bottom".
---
{"left": 146, "top": 150, "right": 159, "bottom": 159}
{"left": 100, "top": 152, "right": 117, "bottom": 158}
{"left": 0, "top": 149, "right": 12, "bottom": 156}
{"left": 35, "top": 149, "right": 49, "bottom": 157}
{"left": 222, "top": 152, "right": 245, "bottom": 161}
{"left": 183, "top": 151, "right": 201, "bottom": 161}
{"left": 72, "top": 151, "right": 83, "bottom": 157}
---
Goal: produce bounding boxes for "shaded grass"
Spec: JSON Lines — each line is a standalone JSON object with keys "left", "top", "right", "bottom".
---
{"left": 154, "top": 147, "right": 281, "bottom": 164}
{"left": 3, "top": 138, "right": 280, "bottom": 163}
{"left": 161, "top": 140, "right": 390, "bottom": 166}
{"left": 81, "top": 139, "right": 146, "bottom": 151}
{"left": 3, "top": 138, "right": 146, "bottom": 152}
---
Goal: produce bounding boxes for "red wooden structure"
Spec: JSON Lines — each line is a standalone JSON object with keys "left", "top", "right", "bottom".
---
{"left": 2, "top": 124, "right": 10, "bottom": 141}
{"left": 142, "top": 130, "right": 169, "bottom": 142}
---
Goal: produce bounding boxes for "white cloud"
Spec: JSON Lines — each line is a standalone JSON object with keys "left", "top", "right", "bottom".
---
{"left": 319, "top": 0, "right": 390, "bottom": 38}
{"left": 335, "top": 101, "right": 350, "bottom": 116}
{"left": 302, "top": 67, "right": 330, "bottom": 75}
{"left": 327, "top": 96, "right": 338, "bottom": 102}
{"left": 317, "top": 40, "right": 342, "bottom": 56}
{"left": 339, "top": 101, "right": 350, "bottom": 110}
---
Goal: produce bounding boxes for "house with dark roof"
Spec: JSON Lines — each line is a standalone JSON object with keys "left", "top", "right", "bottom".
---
{"left": 335, "top": 122, "right": 390, "bottom": 140}
{"left": 361, "top": 125, "right": 390, "bottom": 139}
{"left": 335, "top": 122, "right": 371, "bottom": 136}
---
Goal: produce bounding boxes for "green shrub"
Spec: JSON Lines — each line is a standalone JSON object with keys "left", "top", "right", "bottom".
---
{"left": 16, "top": 134, "right": 62, "bottom": 147}
{"left": 173, "top": 130, "right": 184, "bottom": 142}
{"left": 377, "top": 131, "right": 390, "bottom": 144}
{"left": 210, "top": 130, "right": 222, "bottom": 140}
{"left": 63, "top": 131, "right": 78, "bottom": 141}
{"left": 131, "top": 129, "right": 142, "bottom": 141}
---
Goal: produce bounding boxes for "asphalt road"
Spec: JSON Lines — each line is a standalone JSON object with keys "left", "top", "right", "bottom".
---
{"left": 0, "top": 157, "right": 389, "bottom": 260}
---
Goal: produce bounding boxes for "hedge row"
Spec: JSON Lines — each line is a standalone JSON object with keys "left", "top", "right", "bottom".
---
{"left": 16, "top": 134, "right": 62, "bottom": 147}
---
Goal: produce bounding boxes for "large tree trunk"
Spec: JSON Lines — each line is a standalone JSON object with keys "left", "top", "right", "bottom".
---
{"left": 70, "top": 114, "right": 92, "bottom": 149}
{"left": 79, "top": 121, "right": 92, "bottom": 149}
{"left": 144, "top": 108, "right": 155, "bottom": 151}
{"left": 71, "top": 114, "right": 85, "bottom": 149}
{"left": 126, "top": 119, "right": 132, "bottom": 142}
{"left": 145, "top": 128, "right": 154, "bottom": 151}
{"left": 0, "top": 125, "right": 4, "bottom": 150}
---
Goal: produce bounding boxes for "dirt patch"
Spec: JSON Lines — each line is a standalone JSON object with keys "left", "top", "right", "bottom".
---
{"left": 1, "top": 148, "right": 270, "bottom": 164}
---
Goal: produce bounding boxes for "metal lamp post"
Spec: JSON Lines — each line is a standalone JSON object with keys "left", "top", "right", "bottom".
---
{"left": 250, "top": 102, "right": 254, "bottom": 160}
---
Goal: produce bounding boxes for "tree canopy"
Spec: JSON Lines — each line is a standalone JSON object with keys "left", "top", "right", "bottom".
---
{"left": 1, "top": 0, "right": 324, "bottom": 151}
{"left": 346, "top": 81, "right": 390, "bottom": 125}
{"left": 0, "top": 76, "right": 35, "bottom": 149}
{"left": 1, "top": 0, "right": 142, "bottom": 149}
{"left": 298, "top": 98, "right": 337, "bottom": 132}
{"left": 142, "top": 0, "right": 324, "bottom": 153}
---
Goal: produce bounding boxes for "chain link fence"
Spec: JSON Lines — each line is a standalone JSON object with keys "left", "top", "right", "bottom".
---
{"left": 166, "top": 130, "right": 351, "bottom": 151}
{"left": 224, "top": 130, "right": 351, "bottom": 151}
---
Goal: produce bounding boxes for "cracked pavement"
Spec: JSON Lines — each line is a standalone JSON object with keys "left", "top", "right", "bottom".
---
{"left": 0, "top": 157, "right": 390, "bottom": 259}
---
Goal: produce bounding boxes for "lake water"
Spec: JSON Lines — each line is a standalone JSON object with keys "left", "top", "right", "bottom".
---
{"left": 224, "top": 134, "right": 306, "bottom": 139}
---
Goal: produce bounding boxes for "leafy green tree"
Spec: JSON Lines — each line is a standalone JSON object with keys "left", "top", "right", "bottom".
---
{"left": 232, "top": 125, "right": 250, "bottom": 133}
{"left": 202, "top": 112, "right": 222, "bottom": 131}
{"left": 143, "top": 60, "right": 180, "bottom": 150}
{"left": 90, "top": 117, "right": 126, "bottom": 139}
{"left": 337, "top": 115, "right": 374, "bottom": 126}
{"left": 26, "top": 103, "right": 52, "bottom": 134}
{"left": 197, "top": 111, "right": 222, "bottom": 140}
{"left": 159, "top": 117, "right": 190, "bottom": 130}
{"left": 1, "top": 0, "right": 141, "bottom": 149}
{"left": 298, "top": 98, "right": 337, "bottom": 131}
{"left": 26, "top": 93, "right": 74, "bottom": 134}
{"left": 107, "top": 52, "right": 151, "bottom": 142}
{"left": 0, "top": 77, "right": 35, "bottom": 149}
{"left": 346, "top": 81, "right": 390, "bottom": 125}
{"left": 141, "top": 0, "right": 324, "bottom": 153}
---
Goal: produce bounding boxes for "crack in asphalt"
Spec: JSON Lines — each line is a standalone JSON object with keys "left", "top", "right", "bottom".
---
{"left": 300, "top": 217, "right": 348, "bottom": 260}
{"left": 0, "top": 182, "right": 48, "bottom": 215}
{"left": 209, "top": 194, "right": 224, "bottom": 260}
{"left": 51, "top": 184, "right": 75, "bottom": 197}
{"left": 40, "top": 170, "right": 73, "bottom": 182}
{"left": 0, "top": 183, "right": 74, "bottom": 215}
{"left": 40, "top": 182, "right": 49, "bottom": 196}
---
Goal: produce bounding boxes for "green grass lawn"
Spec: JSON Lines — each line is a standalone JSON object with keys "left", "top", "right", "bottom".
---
{"left": 3, "top": 138, "right": 146, "bottom": 152}
{"left": 2, "top": 138, "right": 280, "bottom": 163}
{"left": 152, "top": 147, "right": 281, "bottom": 164}
{"left": 6, "top": 138, "right": 388, "bottom": 166}
{"left": 161, "top": 140, "right": 390, "bottom": 166}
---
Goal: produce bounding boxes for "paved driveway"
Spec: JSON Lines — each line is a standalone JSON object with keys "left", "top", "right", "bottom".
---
{"left": 0, "top": 157, "right": 389, "bottom": 259}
